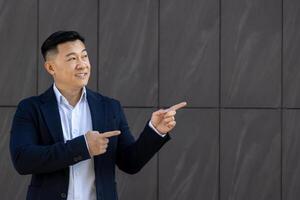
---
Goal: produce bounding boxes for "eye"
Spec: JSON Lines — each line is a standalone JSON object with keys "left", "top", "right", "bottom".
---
{"left": 82, "top": 54, "right": 88, "bottom": 58}
{"left": 67, "top": 57, "right": 76, "bottom": 61}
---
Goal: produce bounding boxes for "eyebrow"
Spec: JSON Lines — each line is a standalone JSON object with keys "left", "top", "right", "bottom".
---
{"left": 65, "top": 49, "right": 87, "bottom": 57}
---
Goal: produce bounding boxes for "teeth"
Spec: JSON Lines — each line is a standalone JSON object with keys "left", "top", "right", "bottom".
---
{"left": 75, "top": 73, "right": 87, "bottom": 78}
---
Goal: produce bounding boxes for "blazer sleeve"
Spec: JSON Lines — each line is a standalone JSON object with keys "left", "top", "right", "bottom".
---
{"left": 115, "top": 100, "right": 171, "bottom": 174}
{"left": 10, "top": 99, "right": 91, "bottom": 175}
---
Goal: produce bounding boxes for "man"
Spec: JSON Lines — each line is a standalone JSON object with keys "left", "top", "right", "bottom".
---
{"left": 10, "top": 31, "right": 187, "bottom": 200}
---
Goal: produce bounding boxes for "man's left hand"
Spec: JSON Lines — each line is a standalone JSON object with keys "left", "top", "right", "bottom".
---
{"left": 151, "top": 102, "right": 187, "bottom": 134}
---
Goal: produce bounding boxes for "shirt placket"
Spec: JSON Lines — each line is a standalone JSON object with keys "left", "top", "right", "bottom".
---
{"left": 72, "top": 105, "right": 81, "bottom": 200}
{"left": 61, "top": 101, "right": 74, "bottom": 200}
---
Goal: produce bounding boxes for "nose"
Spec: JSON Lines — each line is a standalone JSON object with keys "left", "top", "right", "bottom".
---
{"left": 76, "top": 58, "right": 89, "bottom": 70}
{"left": 76, "top": 63, "right": 87, "bottom": 70}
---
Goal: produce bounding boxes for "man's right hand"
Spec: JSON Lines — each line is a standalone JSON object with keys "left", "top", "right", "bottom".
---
{"left": 85, "top": 130, "right": 121, "bottom": 156}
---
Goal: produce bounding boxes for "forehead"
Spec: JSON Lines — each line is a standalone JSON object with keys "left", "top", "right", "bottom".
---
{"left": 56, "top": 39, "right": 86, "bottom": 55}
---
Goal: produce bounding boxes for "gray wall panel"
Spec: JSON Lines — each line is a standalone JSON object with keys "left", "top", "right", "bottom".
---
{"left": 159, "top": 109, "right": 219, "bottom": 200}
{"left": 160, "top": 0, "right": 219, "bottom": 107}
{"left": 221, "top": 109, "right": 281, "bottom": 200}
{"left": 221, "top": 0, "right": 281, "bottom": 107}
{"left": 0, "top": 108, "right": 30, "bottom": 200}
{"left": 283, "top": 110, "right": 300, "bottom": 200}
{"left": 116, "top": 108, "right": 157, "bottom": 200}
{"left": 0, "top": 0, "right": 37, "bottom": 105}
{"left": 99, "top": 0, "right": 158, "bottom": 107}
{"left": 283, "top": 0, "right": 300, "bottom": 107}
{"left": 38, "top": 0, "right": 98, "bottom": 93}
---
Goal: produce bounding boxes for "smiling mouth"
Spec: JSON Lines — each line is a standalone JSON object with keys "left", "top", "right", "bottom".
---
{"left": 75, "top": 73, "right": 88, "bottom": 79}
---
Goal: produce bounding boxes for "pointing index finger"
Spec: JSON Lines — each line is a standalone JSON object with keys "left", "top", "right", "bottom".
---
{"left": 168, "top": 101, "right": 187, "bottom": 111}
{"left": 101, "top": 130, "right": 121, "bottom": 138}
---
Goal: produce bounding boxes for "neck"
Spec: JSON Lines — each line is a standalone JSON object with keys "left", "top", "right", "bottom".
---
{"left": 55, "top": 83, "right": 83, "bottom": 107}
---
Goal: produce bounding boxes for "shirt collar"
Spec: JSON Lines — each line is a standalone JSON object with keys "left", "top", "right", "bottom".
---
{"left": 53, "top": 83, "right": 87, "bottom": 106}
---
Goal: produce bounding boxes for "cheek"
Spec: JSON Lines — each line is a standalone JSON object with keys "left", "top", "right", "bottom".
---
{"left": 55, "top": 66, "right": 75, "bottom": 79}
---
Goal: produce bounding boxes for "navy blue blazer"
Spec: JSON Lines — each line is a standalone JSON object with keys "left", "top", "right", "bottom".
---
{"left": 10, "top": 86, "right": 170, "bottom": 200}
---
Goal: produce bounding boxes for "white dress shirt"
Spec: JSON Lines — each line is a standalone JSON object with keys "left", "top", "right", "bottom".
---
{"left": 53, "top": 84, "right": 165, "bottom": 200}
{"left": 53, "top": 84, "right": 96, "bottom": 200}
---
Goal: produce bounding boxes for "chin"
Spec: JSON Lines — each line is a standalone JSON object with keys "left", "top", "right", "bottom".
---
{"left": 80, "top": 81, "right": 88, "bottom": 87}
{"left": 74, "top": 80, "right": 88, "bottom": 89}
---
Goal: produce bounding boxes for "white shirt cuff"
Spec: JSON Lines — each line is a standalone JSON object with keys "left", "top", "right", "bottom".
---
{"left": 148, "top": 121, "right": 166, "bottom": 137}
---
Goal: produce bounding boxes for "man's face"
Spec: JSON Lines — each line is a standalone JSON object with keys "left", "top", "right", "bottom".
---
{"left": 45, "top": 39, "right": 91, "bottom": 90}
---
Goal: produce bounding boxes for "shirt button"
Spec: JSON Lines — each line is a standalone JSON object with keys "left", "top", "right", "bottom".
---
{"left": 61, "top": 193, "right": 67, "bottom": 198}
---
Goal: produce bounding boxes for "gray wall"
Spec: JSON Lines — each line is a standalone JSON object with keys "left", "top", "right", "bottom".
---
{"left": 0, "top": 0, "right": 299, "bottom": 200}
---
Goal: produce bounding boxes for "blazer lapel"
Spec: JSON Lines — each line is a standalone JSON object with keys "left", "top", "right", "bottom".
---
{"left": 39, "top": 86, "right": 106, "bottom": 143}
{"left": 40, "top": 86, "right": 65, "bottom": 143}
{"left": 86, "top": 89, "right": 106, "bottom": 133}
{"left": 86, "top": 88, "right": 107, "bottom": 188}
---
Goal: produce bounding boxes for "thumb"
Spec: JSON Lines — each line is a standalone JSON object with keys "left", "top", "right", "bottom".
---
{"left": 153, "top": 109, "right": 167, "bottom": 116}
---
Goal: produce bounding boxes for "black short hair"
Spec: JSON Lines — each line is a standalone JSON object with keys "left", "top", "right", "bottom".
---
{"left": 41, "top": 31, "right": 85, "bottom": 60}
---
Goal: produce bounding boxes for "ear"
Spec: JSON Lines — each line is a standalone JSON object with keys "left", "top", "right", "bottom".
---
{"left": 44, "top": 61, "right": 55, "bottom": 76}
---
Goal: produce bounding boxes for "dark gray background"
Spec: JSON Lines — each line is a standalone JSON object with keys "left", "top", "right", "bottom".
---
{"left": 0, "top": 0, "right": 299, "bottom": 199}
